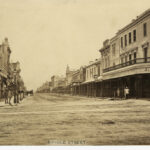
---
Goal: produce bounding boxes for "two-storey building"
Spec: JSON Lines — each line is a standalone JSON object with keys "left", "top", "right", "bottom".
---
{"left": 71, "top": 66, "right": 86, "bottom": 95}
{"left": 65, "top": 65, "right": 76, "bottom": 94}
{"left": 99, "top": 9, "right": 150, "bottom": 98}
{"left": 51, "top": 75, "right": 66, "bottom": 93}
{"left": 0, "top": 38, "right": 11, "bottom": 98}
{"left": 82, "top": 59, "right": 101, "bottom": 97}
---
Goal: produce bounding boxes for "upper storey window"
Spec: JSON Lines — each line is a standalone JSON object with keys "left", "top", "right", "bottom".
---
{"left": 133, "top": 30, "right": 136, "bottom": 42}
{"left": 124, "top": 35, "right": 127, "bottom": 47}
{"left": 112, "top": 43, "right": 116, "bottom": 56}
{"left": 143, "top": 23, "right": 147, "bottom": 37}
{"left": 121, "top": 37, "right": 123, "bottom": 48}
{"left": 86, "top": 70, "right": 88, "bottom": 79}
{"left": 129, "top": 32, "right": 132, "bottom": 44}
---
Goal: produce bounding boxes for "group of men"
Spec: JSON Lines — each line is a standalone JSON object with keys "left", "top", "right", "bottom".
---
{"left": 115, "top": 86, "right": 130, "bottom": 99}
{"left": 4, "top": 87, "right": 13, "bottom": 105}
{"left": 3, "top": 84, "right": 25, "bottom": 106}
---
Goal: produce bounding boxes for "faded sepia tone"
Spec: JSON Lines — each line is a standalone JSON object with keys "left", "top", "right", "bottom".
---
{"left": 0, "top": 0, "right": 150, "bottom": 146}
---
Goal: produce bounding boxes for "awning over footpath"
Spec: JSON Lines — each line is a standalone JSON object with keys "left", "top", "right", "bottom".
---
{"left": 81, "top": 79, "right": 95, "bottom": 85}
{"left": 95, "top": 76, "right": 103, "bottom": 82}
{"left": 81, "top": 76, "right": 104, "bottom": 84}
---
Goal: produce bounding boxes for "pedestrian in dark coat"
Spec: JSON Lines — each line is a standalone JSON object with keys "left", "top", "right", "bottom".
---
{"left": 4, "top": 87, "right": 8, "bottom": 104}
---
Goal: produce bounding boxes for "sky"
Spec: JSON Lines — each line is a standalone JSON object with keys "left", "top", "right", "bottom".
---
{"left": 0, "top": 0, "right": 149, "bottom": 90}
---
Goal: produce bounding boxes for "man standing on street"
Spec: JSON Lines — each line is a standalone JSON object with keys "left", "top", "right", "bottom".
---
{"left": 124, "top": 86, "right": 129, "bottom": 99}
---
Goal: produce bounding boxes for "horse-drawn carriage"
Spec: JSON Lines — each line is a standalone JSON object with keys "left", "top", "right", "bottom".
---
{"left": 26, "top": 90, "right": 34, "bottom": 96}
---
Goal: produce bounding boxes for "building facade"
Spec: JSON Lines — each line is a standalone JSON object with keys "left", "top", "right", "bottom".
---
{"left": 51, "top": 75, "right": 66, "bottom": 93}
{"left": 83, "top": 59, "right": 101, "bottom": 97}
{"left": 0, "top": 38, "right": 11, "bottom": 98}
{"left": 37, "top": 81, "right": 52, "bottom": 93}
{"left": 51, "top": 75, "right": 60, "bottom": 90}
{"left": 9, "top": 61, "right": 26, "bottom": 102}
{"left": 65, "top": 65, "right": 76, "bottom": 93}
{"left": 71, "top": 66, "right": 86, "bottom": 95}
{"left": 99, "top": 9, "right": 150, "bottom": 98}
{"left": 37, "top": 9, "right": 150, "bottom": 99}
{"left": 71, "top": 59, "right": 101, "bottom": 97}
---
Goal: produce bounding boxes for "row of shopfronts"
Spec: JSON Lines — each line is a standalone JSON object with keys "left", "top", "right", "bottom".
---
{"left": 40, "top": 60, "right": 150, "bottom": 99}
{"left": 71, "top": 74, "right": 150, "bottom": 98}
{"left": 38, "top": 9, "right": 150, "bottom": 99}
{"left": 70, "top": 9, "right": 150, "bottom": 99}
{"left": 39, "top": 65, "right": 150, "bottom": 99}
{"left": 48, "top": 68, "right": 150, "bottom": 99}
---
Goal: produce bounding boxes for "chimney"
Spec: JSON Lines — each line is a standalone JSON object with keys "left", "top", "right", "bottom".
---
{"left": 89, "top": 61, "right": 93, "bottom": 64}
{"left": 3, "top": 37, "right": 9, "bottom": 46}
{"left": 5, "top": 37, "right": 8, "bottom": 42}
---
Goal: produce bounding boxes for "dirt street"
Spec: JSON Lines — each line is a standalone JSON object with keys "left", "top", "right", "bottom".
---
{"left": 0, "top": 93, "right": 150, "bottom": 145}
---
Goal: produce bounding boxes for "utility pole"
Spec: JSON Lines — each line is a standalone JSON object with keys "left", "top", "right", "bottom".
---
{"left": 13, "top": 70, "right": 17, "bottom": 104}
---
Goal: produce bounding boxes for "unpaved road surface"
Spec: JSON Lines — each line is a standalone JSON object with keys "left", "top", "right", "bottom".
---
{"left": 0, "top": 93, "right": 150, "bottom": 145}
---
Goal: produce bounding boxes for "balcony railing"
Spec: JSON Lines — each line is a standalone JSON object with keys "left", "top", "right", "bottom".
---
{"left": 103, "top": 57, "right": 150, "bottom": 73}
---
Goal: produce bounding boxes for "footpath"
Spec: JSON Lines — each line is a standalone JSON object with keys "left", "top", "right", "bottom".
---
{"left": 0, "top": 99, "right": 8, "bottom": 107}
{"left": 44, "top": 93, "right": 150, "bottom": 101}
{"left": 0, "top": 98, "right": 17, "bottom": 107}
{"left": 0, "top": 97, "right": 29, "bottom": 107}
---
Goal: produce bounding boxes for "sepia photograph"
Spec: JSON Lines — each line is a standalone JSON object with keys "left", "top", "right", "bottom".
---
{"left": 0, "top": 0, "right": 150, "bottom": 148}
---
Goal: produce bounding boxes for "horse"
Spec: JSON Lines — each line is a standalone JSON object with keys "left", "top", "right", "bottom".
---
{"left": 8, "top": 90, "right": 13, "bottom": 106}
{"left": 4, "top": 88, "right": 8, "bottom": 104}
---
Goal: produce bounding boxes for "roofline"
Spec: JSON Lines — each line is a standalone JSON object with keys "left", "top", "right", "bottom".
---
{"left": 86, "top": 60, "right": 101, "bottom": 68}
{"left": 117, "top": 9, "right": 150, "bottom": 35}
{"left": 99, "top": 45, "right": 110, "bottom": 53}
